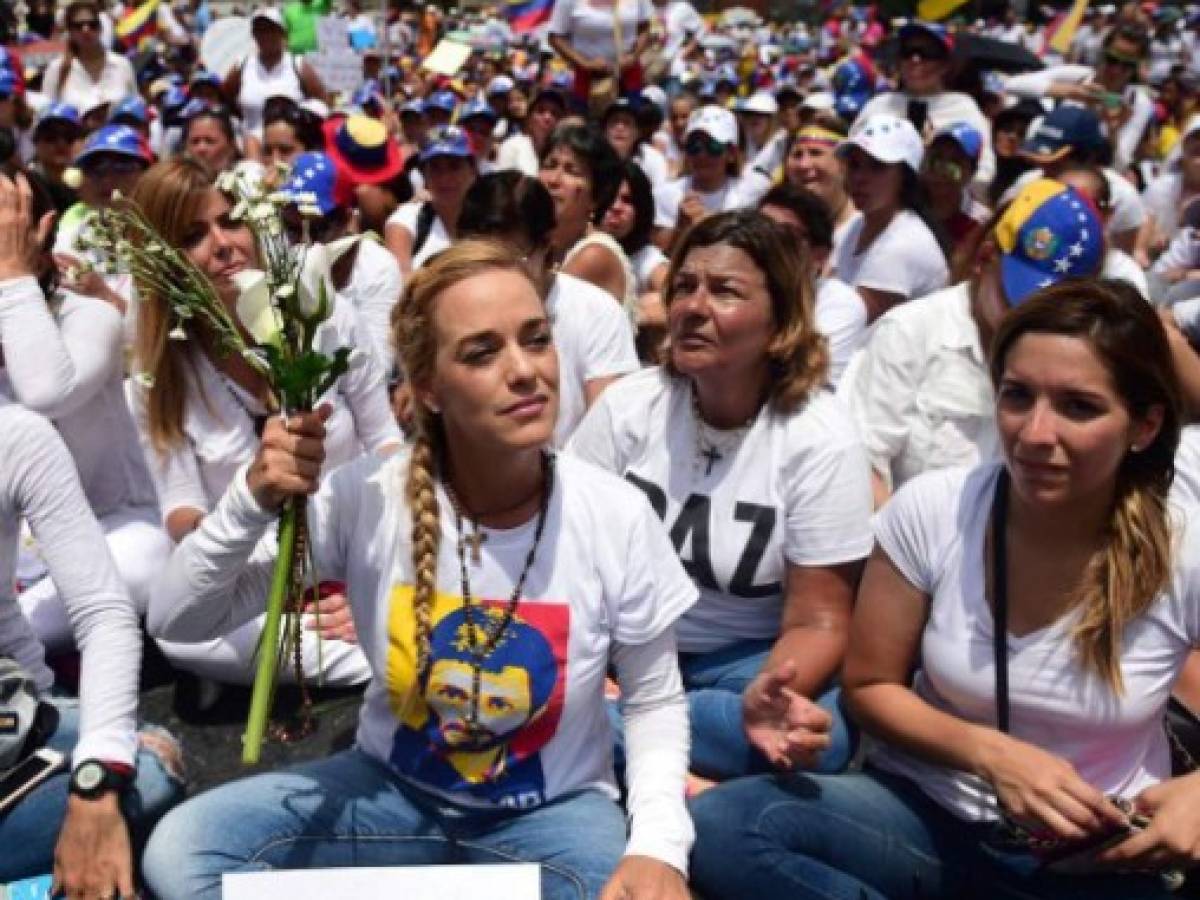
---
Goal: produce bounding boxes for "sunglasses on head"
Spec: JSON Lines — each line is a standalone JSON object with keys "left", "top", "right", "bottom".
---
{"left": 69, "top": 18, "right": 100, "bottom": 31}
{"left": 684, "top": 133, "right": 726, "bottom": 156}
{"left": 901, "top": 45, "right": 946, "bottom": 62}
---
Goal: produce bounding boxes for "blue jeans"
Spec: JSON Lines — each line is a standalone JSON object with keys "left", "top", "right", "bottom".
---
{"left": 0, "top": 698, "right": 185, "bottom": 882}
{"left": 689, "top": 767, "right": 1179, "bottom": 900}
{"left": 142, "top": 748, "right": 628, "bottom": 900}
{"left": 684, "top": 639, "right": 855, "bottom": 779}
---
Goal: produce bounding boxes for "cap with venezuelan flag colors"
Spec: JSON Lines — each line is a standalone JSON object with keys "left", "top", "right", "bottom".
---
{"left": 994, "top": 179, "right": 1104, "bottom": 306}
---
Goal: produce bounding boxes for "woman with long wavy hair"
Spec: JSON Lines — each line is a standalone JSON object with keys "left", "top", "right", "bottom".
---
{"left": 41, "top": 1, "right": 136, "bottom": 115}
{"left": 692, "top": 278, "right": 1200, "bottom": 900}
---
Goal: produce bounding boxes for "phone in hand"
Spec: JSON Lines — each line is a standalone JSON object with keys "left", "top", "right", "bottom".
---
{"left": 0, "top": 748, "right": 66, "bottom": 815}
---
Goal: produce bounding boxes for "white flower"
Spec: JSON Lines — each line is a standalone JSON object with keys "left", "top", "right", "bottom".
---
{"left": 133, "top": 372, "right": 155, "bottom": 388}
{"left": 276, "top": 283, "right": 296, "bottom": 300}
{"left": 248, "top": 202, "right": 275, "bottom": 224}
{"left": 296, "top": 236, "right": 360, "bottom": 322}
{"left": 229, "top": 200, "right": 249, "bottom": 221}
{"left": 168, "top": 325, "right": 188, "bottom": 341}
{"left": 146, "top": 241, "right": 165, "bottom": 255}
{"left": 172, "top": 304, "right": 193, "bottom": 320}
{"left": 267, "top": 191, "right": 292, "bottom": 205}
{"left": 62, "top": 167, "right": 82, "bottom": 190}
{"left": 297, "top": 204, "right": 323, "bottom": 219}
{"left": 233, "top": 269, "right": 284, "bottom": 349}
{"left": 110, "top": 188, "right": 124, "bottom": 202}
{"left": 215, "top": 171, "right": 239, "bottom": 194}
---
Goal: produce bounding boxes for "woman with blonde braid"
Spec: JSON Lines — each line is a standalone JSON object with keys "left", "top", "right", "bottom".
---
{"left": 142, "top": 240, "right": 698, "bottom": 900}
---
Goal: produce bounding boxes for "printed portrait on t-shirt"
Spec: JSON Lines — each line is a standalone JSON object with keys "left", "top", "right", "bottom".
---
{"left": 384, "top": 586, "right": 569, "bottom": 808}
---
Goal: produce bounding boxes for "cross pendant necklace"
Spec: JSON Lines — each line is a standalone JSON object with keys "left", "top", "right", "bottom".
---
{"left": 466, "top": 528, "right": 487, "bottom": 565}
{"left": 701, "top": 446, "right": 722, "bottom": 476}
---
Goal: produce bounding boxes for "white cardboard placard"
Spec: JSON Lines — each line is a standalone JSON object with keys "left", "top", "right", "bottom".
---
{"left": 222, "top": 864, "right": 541, "bottom": 899}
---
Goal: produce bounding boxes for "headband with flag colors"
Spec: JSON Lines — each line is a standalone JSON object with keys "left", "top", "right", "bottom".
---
{"left": 505, "top": 0, "right": 554, "bottom": 34}
{"left": 795, "top": 126, "right": 844, "bottom": 147}
{"left": 994, "top": 179, "right": 1104, "bottom": 306}
{"left": 117, "top": 0, "right": 161, "bottom": 49}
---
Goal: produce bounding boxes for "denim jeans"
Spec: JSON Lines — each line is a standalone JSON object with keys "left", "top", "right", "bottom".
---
{"left": 0, "top": 698, "right": 185, "bottom": 882}
{"left": 689, "top": 767, "right": 1179, "bottom": 900}
{"left": 142, "top": 748, "right": 628, "bottom": 900}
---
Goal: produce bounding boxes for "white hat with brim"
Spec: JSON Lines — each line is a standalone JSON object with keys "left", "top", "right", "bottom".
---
{"left": 251, "top": 8, "right": 286, "bottom": 30}
{"left": 743, "top": 92, "right": 779, "bottom": 115}
{"left": 838, "top": 113, "right": 923, "bottom": 172}
{"left": 685, "top": 105, "right": 738, "bottom": 146}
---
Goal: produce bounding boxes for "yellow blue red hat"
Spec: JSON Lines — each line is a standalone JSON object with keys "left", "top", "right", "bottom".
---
{"left": 994, "top": 179, "right": 1104, "bottom": 306}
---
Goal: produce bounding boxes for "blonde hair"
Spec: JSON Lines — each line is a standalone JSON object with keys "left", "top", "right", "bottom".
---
{"left": 990, "top": 279, "right": 1182, "bottom": 693}
{"left": 130, "top": 157, "right": 219, "bottom": 454}
{"left": 664, "top": 209, "right": 828, "bottom": 414}
{"left": 390, "top": 240, "right": 542, "bottom": 675}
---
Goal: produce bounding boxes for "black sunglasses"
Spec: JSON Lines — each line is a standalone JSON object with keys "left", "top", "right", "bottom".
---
{"left": 69, "top": 19, "right": 101, "bottom": 31}
{"left": 684, "top": 133, "right": 726, "bottom": 156}
{"left": 1103, "top": 50, "right": 1139, "bottom": 69}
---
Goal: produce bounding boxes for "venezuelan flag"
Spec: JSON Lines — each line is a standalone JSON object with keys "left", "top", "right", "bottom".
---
{"left": 505, "top": 0, "right": 553, "bottom": 34}
{"left": 916, "top": 0, "right": 969, "bottom": 21}
{"left": 116, "top": 0, "right": 160, "bottom": 49}
{"left": 1047, "top": 0, "right": 1090, "bottom": 54}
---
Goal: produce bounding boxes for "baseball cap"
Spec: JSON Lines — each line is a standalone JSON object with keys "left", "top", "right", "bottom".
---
{"left": 283, "top": 151, "right": 340, "bottom": 215}
{"left": 36, "top": 102, "right": 81, "bottom": 130}
{"left": 110, "top": 96, "right": 151, "bottom": 125}
{"left": 685, "top": 105, "right": 738, "bottom": 146}
{"left": 418, "top": 125, "right": 475, "bottom": 163}
{"left": 1020, "top": 105, "right": 1107, "bottom": 162}
{"left": 458, "top": 97, "right": 497, "bottom": 122}
{"left": 486, "top": 75, "right": 514, "bottom": 95}
{"left": 994, "top": 179, "right": 1105, "bottom": 306}
{"left": 74, "top": 124, "right": 154, "bottom": 167}
{"left": 400, "top": 98, "right": 426, "bottom": 117}
{"left": 932, "top": 121, "right": 983, "bottom": 163}
{"left": 898, "top": 21, "right": 954, "bottom": 56}
{"left": 838, "top": 114, "right": 924, "bottom": 172}
{"left": 250, "top": 8, "right": 286, "bottom": 30}
{"left": 742, "top": 91, "right": 779, "bottom": 116}
{"left": 425, "top": 90, "right": 459, "bottom": 114}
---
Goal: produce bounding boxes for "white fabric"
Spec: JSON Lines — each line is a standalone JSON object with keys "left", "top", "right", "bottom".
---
{"left": 547, "top": 273, "right": 639, "bottom": 446}
{"left": 338, "top": 238, "right": 403, "bottom": 374}
{"left": 633, "top": 143, "right": 670, "bottom": 188}
{"left": 548, "top": 0, "right": 654, "bottom": 67}
{"left": 150, "top": 449, "right": 697, "bottom": 870}
{"left": 661, "top": 0, "right": 705, "bottom": 58}
{"left": 42, "top": 52, "right": 137, "bottom": 114}
{"left": 1102, "top": 248, "right": 1150, "bottom": 299}
{"left": 567, "top": 368, "right": 873, "bottom": 653}
{"left": 629, "top": 243, "right": 668, "bottom": 294}
{"left": 495, "top": 133, "right": 540, "bottom": 177}
{"left": 869, "top": 463, "right": 1200, "bottom": 823}
{"left": 0, "top": 406, "right": 139, "bottom": 767}
{"left": 1173, "top": 426, "right": 1200, "bottom": 509}
{"left": 1142, "top": 170, "right": 1187, "bottom": 237}
{"left": 387, "top": 200, "right": 452, "bottom": 271}
{"left": 831, "top": 210, "right": 950, "bottom": 302}
{"left": 235, "top": 53, "right": 305, "bottom": 138}
{"left": 815, "top": 276, "right": 868, "bottom": 388}
{"left": 839, "top": 282, "right": 996, "bottom": 491}
{"left": 653, "top": 175, "right": 756, "bottom": 230}
{"left": 561, "top": 230, "right": 639, "bottom": 324}
{"left": 855, "top": 91, "right": 996, "bottom": 188}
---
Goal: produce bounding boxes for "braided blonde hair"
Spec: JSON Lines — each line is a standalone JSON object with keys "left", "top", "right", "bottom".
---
{"left": 391, "top": 240, "right": 542, "bottom": 675}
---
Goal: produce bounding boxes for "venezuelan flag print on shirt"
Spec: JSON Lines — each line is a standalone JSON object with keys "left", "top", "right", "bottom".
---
{"left": 385, "top": 585, "right": 569, "bottom": 809}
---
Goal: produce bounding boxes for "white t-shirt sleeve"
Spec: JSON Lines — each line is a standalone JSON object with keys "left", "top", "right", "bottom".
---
{"left": 1106, "top": 168, "right": 1146, "bottom": 234}
{"left": 782, "top": 398, "right": 874, "bottom": 567}
{"left": 548, "top": 0, "right": 576, "bottom": 36}
{"left": 386, "top": 200, "right": 422, "bottom": 236}
{"left": 580, "top": 293, "right": 638, "bottom": 383}
{"left": 653, "top": 179, "right": 684, "bottom": 230}
{"left": 566, "top": 389, "right": 625, "bottom": 473}
{"left": 871, "top": 466, "right": 965, "bottom": 593}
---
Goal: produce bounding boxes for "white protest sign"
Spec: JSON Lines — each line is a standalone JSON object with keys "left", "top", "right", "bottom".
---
{"left": 222, "top": 864, "right": 541, "bottom": 899}
{"left": 309, "top": 14, "right": 363, "bottom": 94}
{"left": 421, "top": 39, "right": 472, "bottom": 76}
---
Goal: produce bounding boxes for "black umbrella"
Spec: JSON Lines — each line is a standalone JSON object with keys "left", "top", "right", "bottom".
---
{"left": 879, "top": 32, "right": 1045, "bottom": 73}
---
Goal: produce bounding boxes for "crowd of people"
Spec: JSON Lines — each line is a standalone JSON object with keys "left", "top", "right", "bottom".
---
{"left": 3, "top": 0, "right": 1200, "bottom": 898}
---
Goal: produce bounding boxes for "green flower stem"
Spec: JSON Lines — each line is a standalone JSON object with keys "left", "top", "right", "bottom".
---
{"left": 242, "top": 497, "right": 297, "bottom": 764}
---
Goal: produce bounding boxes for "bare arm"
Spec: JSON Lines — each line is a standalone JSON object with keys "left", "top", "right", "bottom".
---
{"left": 548, "top": 32, "right": 605, "bottom": 74}
{"left": 561, "top": 242, "right": 628, "bottom": 304}
{"left": 764, "top": 560, "right": 861, "bottom": 698}
{"left": 385, "top": 220, "right": 416, "bottom": 277}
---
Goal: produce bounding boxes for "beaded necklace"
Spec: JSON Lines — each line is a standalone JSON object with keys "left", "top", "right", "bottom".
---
{"left": 442, "top": 452, "right": 554, "bottom": 729}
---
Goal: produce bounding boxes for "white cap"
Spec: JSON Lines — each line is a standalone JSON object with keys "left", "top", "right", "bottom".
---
{"left": 743, "top": 91, "right": 779, "bottom": 115}
{"left": 685, "top": 105, "right": 738, "bottom": 146}
{"left": 486, "top": 75, "right": 514, "bottom": 95}
{"left": 640, "top": 85, "right": 668, "bottom": 114}
{"left": 839, "top": 114, "right": 924, "bottom": 172}
{"left": 801, "top": 91, "right": 836, "bottom": 111}
{"left": 251, "top": 7, "right": 286, "bottom": 29}
{"left": 300, "top": 98, "right": 330, "bottom": 119}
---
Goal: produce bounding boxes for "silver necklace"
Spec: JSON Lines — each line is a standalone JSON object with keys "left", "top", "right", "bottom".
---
{"left": 690, "top": 385, "right": 755, "bottom": 477}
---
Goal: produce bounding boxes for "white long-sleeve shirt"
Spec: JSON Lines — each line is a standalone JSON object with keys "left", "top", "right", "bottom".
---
{"left": 133, "top": 299, "right": 403, "bottom": 519}
{"left": 0, "top": 277, "right": 158, "bottom": 518}
{"left": 150, "top": 449, "right": 697, "bottom": 871}
{"left": 0, "top": 406, "right": 139, "bottom": 767}
{"left": 337, "top": 238, "right": 403, "bottom": 376}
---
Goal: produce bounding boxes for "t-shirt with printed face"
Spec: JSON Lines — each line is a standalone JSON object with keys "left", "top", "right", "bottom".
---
{"left": 567, "top": 368, "right": 874, "bottom": 653}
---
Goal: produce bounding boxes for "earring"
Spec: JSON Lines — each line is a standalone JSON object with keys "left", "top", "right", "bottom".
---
{"left": 1130, "top": 442, "right": 1143, "bottom": 452}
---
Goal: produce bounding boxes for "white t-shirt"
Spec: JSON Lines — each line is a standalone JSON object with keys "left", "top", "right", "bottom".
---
{"left": 567, "top": 368, "right": 873, "bottom": 653}
{"left": 1102, "top": 248, "right": 1149, "bottom": 299}
{"left": 547, "top": 273, "right": 639, "bottom": 446}
{"left": 387, "top": 200, "right": 452, "bottom": 271}
{"left": 634, "top": 143, "right": 670, "bottom": 188}
{"left": 839, "top": 282, "right": 997, "bottom": 491}
{"left": 815, "top": 276, "right": 868, "bottom": 388}
{"left": 339, "top": 238, "right": 404, "bottom": 375}
{"left": 629, "top": 243, "right": 668, "bottom": 294}
{"left": 869, "top": 463, "right": 1200, "bottom": 822}
{"left": 42, "top": 52, "right": 137, "bottom": 115}
{"left": 832, "top": 210, "right": 950, "bottom": 303}
{"left": 549, "top": 0, "right": 654, "bottom": 67}
{"left": 1142, "top": 170, "right": 1189, "bottom": 238}
{"left": 653, "top": 175, "right": 755, "bottom": 230}
{"left": 154, "top": 448, "right": 697, "bottom": 865}
{"left": 1006, "top": 167, "right": 1146, "bottom": 238}
{"left": 1173, "top": 426, "right": 1200, "bottom": 508}
{"left": 496, "top": 132, "right": 540, "bottom": 177}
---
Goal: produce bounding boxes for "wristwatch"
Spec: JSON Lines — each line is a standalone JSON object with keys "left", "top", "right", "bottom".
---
{"left": 68, "top": 759, "right": 134, "bottom": 800}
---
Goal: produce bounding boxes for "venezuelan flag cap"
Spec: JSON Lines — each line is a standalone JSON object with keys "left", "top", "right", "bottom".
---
{"left": 994, "top": 179, "right": 1104, "bottom": 307}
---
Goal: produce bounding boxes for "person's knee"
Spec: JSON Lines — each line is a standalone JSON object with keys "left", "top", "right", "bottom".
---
{"left": 132, "top": 726, "right": 187, "bottom": 819}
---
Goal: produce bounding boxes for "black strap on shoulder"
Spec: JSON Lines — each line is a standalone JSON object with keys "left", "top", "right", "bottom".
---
{"left": 992, "top": 468, "right": 1010, "bottom": 734}
{"left": 412, "top": 202, "right": 436, "bottom": 257}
